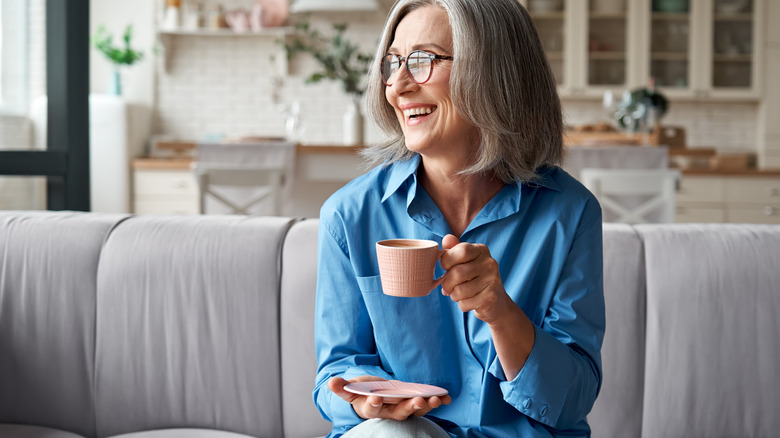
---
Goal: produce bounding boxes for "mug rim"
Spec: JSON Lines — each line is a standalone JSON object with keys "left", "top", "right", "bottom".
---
{"left": 376, "top": 238, "right": 438, "bottom": 249}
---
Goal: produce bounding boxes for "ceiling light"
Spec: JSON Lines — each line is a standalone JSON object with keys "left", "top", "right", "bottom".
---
{"left": 290, "top": 0, "right": 380, "bottom": 13}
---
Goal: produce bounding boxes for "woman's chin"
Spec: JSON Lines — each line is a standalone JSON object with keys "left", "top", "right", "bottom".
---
{"left": 403, "top": 135, "right": 435, "bottom": 154}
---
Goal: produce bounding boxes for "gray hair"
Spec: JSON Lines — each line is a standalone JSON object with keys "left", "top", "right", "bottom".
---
{"left": 363, "top": 0, "right": 563, "bottom": 183}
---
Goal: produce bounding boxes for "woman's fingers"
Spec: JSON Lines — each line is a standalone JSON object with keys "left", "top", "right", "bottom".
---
{"left": 328, "top": 376, "right": 450, "bottom": 420}
{"left": 327, "top": 377, "right": 351, "bottom": 399}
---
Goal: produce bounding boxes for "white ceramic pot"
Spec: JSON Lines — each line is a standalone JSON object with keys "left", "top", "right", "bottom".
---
{"left": 343, "top": 98, "right": 364, "bottom": 146}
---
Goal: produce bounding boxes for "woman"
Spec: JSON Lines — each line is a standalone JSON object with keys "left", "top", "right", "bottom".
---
{"left": 313, "top": 0, "right": 605, "bottom": 436}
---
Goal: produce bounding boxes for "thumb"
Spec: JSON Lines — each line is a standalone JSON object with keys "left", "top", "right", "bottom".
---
{"left": 442, "top": 234, "right": 460, "bottom": 250}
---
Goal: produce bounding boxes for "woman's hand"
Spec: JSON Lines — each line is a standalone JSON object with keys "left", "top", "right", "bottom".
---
{"left": 327, "top": 376, "right": 451, "bottom": 420}
{"left": 440, "top": 234, "right": 535, "bottom": 380}
{"left": 439, "top": 234, "right": 514, "bottom": 324}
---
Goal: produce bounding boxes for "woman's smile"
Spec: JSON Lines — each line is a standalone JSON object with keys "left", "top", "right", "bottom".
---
{"left": 402, "top": 104, "right": 437, "bottom": 125}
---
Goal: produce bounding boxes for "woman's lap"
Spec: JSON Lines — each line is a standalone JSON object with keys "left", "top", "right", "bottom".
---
{"left": 342, "top": 417, "right": 450, "bottom": 438}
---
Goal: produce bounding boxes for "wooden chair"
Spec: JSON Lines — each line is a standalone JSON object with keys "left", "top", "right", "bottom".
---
{"left": 580, "top": 168, "right": 681, "bottom": 224}
{"left": 193, "top": 163, "right": 285, "bottom": 216}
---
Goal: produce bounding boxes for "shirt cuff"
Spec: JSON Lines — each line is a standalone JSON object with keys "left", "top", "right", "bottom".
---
{"left": 491, "top": 325, "right": 573, "bottom": 426}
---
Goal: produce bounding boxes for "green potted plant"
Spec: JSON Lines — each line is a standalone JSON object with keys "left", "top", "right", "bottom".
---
{"left": 279, "top": 19, "right": 373, "bottom": 145}
{"left": 615, "top": 81, "right": 669, "bottom": 133}
{"left": 91, "top": 24, "right": 145, "bottom": 96}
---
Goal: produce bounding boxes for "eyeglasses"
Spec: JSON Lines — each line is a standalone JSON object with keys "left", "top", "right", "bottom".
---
{"left": 380, "top": 50, "right": 454, "bottom": 86}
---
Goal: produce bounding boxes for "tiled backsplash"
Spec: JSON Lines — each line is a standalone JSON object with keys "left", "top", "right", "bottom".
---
{"left": 154, "top": 10, "right": 387, "bottom": 146}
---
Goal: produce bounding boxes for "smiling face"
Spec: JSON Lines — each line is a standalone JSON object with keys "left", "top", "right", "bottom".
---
{"left": 385, "top": 5, "right": 479, "bottom": 164}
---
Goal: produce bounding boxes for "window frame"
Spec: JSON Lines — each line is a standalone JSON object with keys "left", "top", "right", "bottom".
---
{"left": 0, "top": 0, "right": 90, "bottom": 211}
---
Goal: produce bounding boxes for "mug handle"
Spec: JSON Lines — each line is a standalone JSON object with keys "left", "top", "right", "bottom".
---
{"left": 431, "top": 248, "right": 446, "bottom": 290}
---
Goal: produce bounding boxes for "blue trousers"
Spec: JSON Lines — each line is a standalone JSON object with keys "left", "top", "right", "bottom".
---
{"left": 342, "top": 417, "right": 450, "bottom": 437}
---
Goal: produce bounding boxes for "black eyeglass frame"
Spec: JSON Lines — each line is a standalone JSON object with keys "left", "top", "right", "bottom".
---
{"left": 381, "top": 50, "right": 454, "bottom": 86}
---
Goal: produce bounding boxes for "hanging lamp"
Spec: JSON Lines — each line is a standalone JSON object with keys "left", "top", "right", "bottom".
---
{"left": 290, "top": 0, "right": 380, "bottom": 13}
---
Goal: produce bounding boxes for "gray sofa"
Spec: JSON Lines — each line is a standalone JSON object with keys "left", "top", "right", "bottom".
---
{"left": 1, "top": 211, "right": 778, "bottom": 438}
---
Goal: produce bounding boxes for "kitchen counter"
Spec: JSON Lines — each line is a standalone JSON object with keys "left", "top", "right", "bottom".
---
{"left": 133, "top": 144, "right": 364, "bottom": 169}
{"left": 132, "top": 144, "right": 367, "bottom": 217}
{"left": 679, "top": 168, "right": 780, "bottom": 177}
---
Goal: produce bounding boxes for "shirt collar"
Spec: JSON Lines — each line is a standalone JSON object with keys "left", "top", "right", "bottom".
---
{"left": 382, "top": 155, "right": 562, "bottom": 200}
{"left": 381, "top": 155, "right": 563, "bottom": 237}
{"left": 381, "top": 154, "right": 421, "bottom": 203}
{"left": 519, "top": 166, "right": 561, "bottom": 193}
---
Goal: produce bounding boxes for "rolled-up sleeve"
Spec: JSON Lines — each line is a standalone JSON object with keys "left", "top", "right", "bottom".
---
{"left": 488, "top": 199, "right": 605, "bottom": 428}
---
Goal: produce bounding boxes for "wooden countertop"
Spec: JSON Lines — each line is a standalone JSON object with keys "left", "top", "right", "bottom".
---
{"left": 680, "top": 168, "right": 780, "bottom": 177}
{"left": 133, "top": 156, "right": 194, "bottom": 170}
{"left": 133, "top": 144, "right": 780, "bottom": 178}
{"left": 133, "top": 144, "right": 365, "bottom": 170}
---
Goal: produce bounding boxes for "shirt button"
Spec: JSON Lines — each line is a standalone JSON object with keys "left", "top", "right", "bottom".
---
{"left": 523, "top": 399, "right": 532, "bottom": 409}
{"left": 541, "top": 405, "right": 548, "bottom": 416}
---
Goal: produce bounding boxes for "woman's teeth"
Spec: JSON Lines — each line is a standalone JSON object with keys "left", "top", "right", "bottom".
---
{"left": 404, "top": 107, "right": 434, "bottom": 118}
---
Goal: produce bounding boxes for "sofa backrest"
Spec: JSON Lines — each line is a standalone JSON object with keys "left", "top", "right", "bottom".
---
{"left": 0, "top": 212, "right": 128, "bottom": 437}
{"left": 93, "top": 214, "right": 296, "bottom": 437}
{"left": 3, "top": 212, "right": 778, "bottom": 438}
{"left": 588, "top": 223, "right": 647, "bottom": 438}
{"left": 636, "top": 224, "right": 780, "bottom": 438}
{"left": 280, "top": 219, "right": 332, "bottom": 438}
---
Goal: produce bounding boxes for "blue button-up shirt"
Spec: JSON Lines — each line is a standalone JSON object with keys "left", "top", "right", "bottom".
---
{"left": 314, "top": 155, "right": 605, "bottom": 437}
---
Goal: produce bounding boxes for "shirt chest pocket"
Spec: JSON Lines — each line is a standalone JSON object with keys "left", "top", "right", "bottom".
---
{"left": 356, "top": 274, "right": 384, "bottom": 294}
{"left": 354, "top": 273, "right": 444, "bottom": 335}
{"left": 354, "top": 274, "right": 455, "bottom": 387}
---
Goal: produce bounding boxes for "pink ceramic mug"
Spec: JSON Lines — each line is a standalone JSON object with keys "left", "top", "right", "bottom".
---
{"left": 376, "top": 239, "right": 445, "bottom": 297}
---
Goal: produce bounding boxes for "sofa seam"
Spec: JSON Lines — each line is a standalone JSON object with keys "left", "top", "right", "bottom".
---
{"left": 276, "top": 216, "right": 307, "bottom": 438}
{"left": 92, "top": 213, "right": 136, "bottom": 438}
{"left": 630, "top": 224, "right": 649, "bottom": 437}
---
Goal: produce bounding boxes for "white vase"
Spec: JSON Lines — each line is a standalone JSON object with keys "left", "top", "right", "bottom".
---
{"left": 108, "top": 67, "right": 122, "bottom": 96}
{"left": 343, "top": 98, "right": 364, "bottom": 146}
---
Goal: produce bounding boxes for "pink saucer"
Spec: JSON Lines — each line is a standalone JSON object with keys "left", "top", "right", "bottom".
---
{"left": 344, "top": 380, "right": 448, "bottom": 404}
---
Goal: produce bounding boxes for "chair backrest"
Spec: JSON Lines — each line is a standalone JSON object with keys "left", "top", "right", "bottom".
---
{"left": 580, "top": 168, "right": 681, "bottom": 224}
{"left": 193, "top": 163, "right": 285, "bottom": 216}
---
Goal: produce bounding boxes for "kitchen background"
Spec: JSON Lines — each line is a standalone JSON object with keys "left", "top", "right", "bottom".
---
{"left": 1, "top": 0, "right": 779, "bottom": 214}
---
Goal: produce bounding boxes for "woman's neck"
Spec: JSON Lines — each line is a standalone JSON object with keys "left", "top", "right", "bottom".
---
{"left": 418, "top": 160, "right": 506, "bottom": 237}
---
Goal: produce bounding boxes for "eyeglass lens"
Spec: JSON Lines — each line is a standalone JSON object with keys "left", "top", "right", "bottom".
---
{"left": 381, "top": 51, "right": 433, "bottom": 86}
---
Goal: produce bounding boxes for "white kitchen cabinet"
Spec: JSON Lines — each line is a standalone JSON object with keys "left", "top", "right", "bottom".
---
{"left": 676, "top": 174, "right": 780, "bottom": 223}
{"left": 133, "top": 168, "right": 200, "bottom": 215}
{"left": 641, "top": 0, "right": 765, "bottom": 100}
{"left": 521, "top": 0, "right": 764, "bottom": 101}
{"left": 676, "top": 175, "right": 728, "bottom": 222}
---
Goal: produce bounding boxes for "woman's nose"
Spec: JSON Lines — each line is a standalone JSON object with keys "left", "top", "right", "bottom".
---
{"left": 388, "top": 68, "right": 417, "bottom": 94}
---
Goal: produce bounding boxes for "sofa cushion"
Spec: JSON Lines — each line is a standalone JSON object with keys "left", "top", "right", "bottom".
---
{"left": 0, "top": 211, "right": 129, "bottom": 438}
{"left": 107, "top": 428, "right": 255, "bottom": 438}
{"left": 0, "top": 424, "right": 89, "bottom": 438}
{"left": 94, "top": 215, "right": 295, "bottom": 437}
{"left": 280, "top": 219, "right": 332, "bottom": 438}
{"left": 637, "top": 224, "right": 780, "bottom": 437}
{"left": 587, "top": 223, "right": 646, "bottom": 438}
